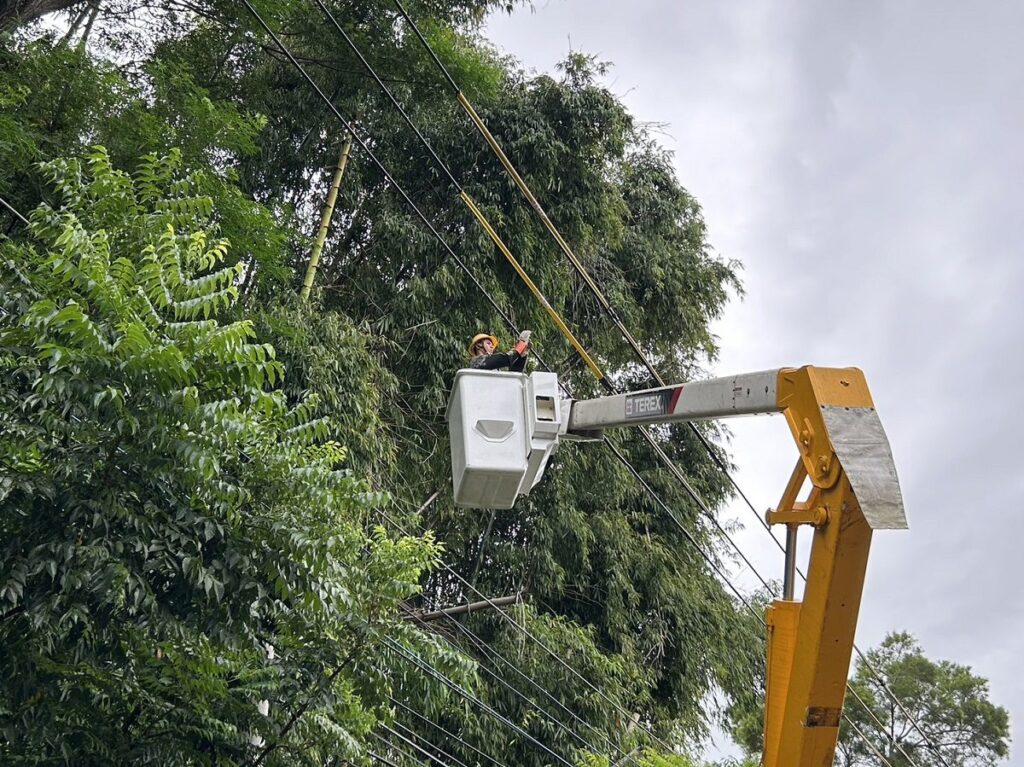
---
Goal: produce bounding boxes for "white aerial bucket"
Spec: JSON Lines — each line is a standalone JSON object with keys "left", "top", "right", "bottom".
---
{"left": 446, "top": 370, "right": 564, "bottom": 509}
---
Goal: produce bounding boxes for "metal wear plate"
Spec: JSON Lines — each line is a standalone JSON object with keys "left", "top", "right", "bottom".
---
{"left": 821, "top": 406, "right": 908, "bottom": 530}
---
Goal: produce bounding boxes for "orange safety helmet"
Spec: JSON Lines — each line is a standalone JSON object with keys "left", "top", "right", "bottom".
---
{"left": 467, "top": 333, "right": 499, "bottom": 356}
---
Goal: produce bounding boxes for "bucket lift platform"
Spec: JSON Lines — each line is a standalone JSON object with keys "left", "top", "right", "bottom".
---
{"left": 446, "top": 365, "right": 907, "bottom": 767}
{"left": 446, "top": 369, "right": 580, "bottom": 509}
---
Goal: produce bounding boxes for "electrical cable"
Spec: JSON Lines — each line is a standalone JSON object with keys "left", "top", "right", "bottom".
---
{"left": 2, "top": 191, "right": 914, "bottom": 767}
{"left": 369, "top": 750, "right": 403, "bottom": 767}
{"left": 380, "top": 633, "right": 577, "bottom": 767}
{"left": 310, "top": 0, "right": 602, "bottom": 380}
{"left": 226, "top": 10, "right": 685, "bottom": 753}
{"left": 188, "top": 8, "right": 909, "bottom": 749}
{"left": 378, "top": 507, "right": 677, "bottom": 757}
{"left": 379, "top": 723, "right": 457, "bottom": 767}
{"left": 389, "top": 696, "right": 507, "bottom": 767}
{"left": 383, "top": 604, "right": 622, "bottom": 766}
{"left": 842, "top": 715, "right": 896, "bottom": 767}
{"left": 386, "top": 8, "right": 953, "bottom": 764}
{"left": 237, "top": 0, "right": 523, "bottom": 347}
{"left": 391, "top": 720, "right": 472, "bottom": 767}
{"left": 1, "top": 102, "right": 926, "bottom": 767}
{"left": 314, "top": 0, "right": 770, "bottom": 596}
{"left": 311, "top": 0, "right": 461, "bottom": 192}
{"left": 0, "top": 192, "right": 575, "bottom": 766}
{"left": 0, "top": 196, "right": 30, "bottom": 226}
{"left": 4, "top": 3, "right": 950, "bottom": 757}
{"left": 851, "top": 644, "right": 953, "bottom": 767}
{"left": 370, "top": 729, "right": 428, "bottom": 766}
{"left": 844, "top": 680, "right": 920, "bottom": 767}
{"left": 432, "top": 603, "right": 634, "bottom": 762}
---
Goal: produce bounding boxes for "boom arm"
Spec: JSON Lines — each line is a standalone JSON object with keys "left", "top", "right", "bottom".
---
{"left": 447, "top": 365, "right": 906, "bottom": 767}
{"left": 566, "top": 366, "right": 906, "bottom": 766}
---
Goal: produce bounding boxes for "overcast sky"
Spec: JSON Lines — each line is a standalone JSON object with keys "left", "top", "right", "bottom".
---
{"left": 486, "top": 1, "right": 1023, "bottom": 761}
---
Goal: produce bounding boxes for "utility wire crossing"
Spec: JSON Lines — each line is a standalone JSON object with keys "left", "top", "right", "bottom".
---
{"left": 388, "top": 5, "right": 951, "bottom": 765}
{"left": 307, "top": 9, "right": 922, "bottom": 761}
{"left": 0, "top": 3, "right": 948, "bottom": 761}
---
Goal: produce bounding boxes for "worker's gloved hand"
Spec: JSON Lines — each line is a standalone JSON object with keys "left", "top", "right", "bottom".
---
{"left": 513, "top": 329, "right": 531, "bottom": 355}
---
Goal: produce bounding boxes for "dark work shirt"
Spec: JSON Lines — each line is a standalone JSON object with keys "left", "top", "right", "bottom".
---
{"left": 469, "top": 351, "right": 527, "bottom": 373}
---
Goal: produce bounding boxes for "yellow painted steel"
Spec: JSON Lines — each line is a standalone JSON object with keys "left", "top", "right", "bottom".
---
{"left": 763, "top": 600, "right": 801, "bottom": 767}
{"left": 302, "top": 132, "right": 353, "bottom": 301}
{"left": 459, "top": 190, "right": 605, "bottom": 381}
{"left": 762, "top": 367, "right": 877, "bottom": 767}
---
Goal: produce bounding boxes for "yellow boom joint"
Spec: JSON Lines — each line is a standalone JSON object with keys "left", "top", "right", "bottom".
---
{"left": 763, "top": 367, "right": 906, "bottom": 767}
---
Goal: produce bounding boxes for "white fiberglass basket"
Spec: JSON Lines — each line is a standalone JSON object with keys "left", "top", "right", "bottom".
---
{"left": 446, "top": 369, "right": 563, "bottom": 509}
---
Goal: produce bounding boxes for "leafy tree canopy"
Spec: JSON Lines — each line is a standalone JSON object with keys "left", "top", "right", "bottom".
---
{"left": 838, "top": 632, "right": 1010, "bottom": 767}
{"left": 0, "top": 1, "right": 771, "bottom": 764}
{"left": 0, "top": 149, "right": 462, "bottom": 765}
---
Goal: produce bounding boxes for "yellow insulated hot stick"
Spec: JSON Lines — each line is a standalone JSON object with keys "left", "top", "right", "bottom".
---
{"left": 459, "top": 190, "right": 605, "bottom": 382}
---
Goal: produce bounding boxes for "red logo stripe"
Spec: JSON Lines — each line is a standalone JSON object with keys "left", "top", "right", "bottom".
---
{"left": 668, "top": 385, "right": 683, "bottom": 413}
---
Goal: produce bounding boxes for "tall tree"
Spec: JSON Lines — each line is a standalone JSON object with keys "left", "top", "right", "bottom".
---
{"left": 839, "top": 632, "right": 1010, "bottom": 767}
{"left": 0, "top": 149, "right": 461, "bottom": 765}
{"left": 2, "top": 1, "right": 764, "bottom": 763}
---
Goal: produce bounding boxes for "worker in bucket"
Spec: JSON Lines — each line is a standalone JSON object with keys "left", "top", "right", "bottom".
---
{"left": 468, "top": 330, "right": 531, "bottom": 372}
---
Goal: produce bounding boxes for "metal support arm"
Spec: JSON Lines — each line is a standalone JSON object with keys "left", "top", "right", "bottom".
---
{"left": 566, "top": 369, "right": 780, "bottom": 433}
{"left": 563, "top": 366, "right": 907, "bottom": 767}
{"left": 447, "top": 365, "right": 906, "bottom": 767}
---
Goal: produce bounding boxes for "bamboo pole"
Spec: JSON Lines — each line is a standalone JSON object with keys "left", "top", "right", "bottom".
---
{"left": 300, "top": 132, "right": 353, "bottom": 301}
{"left": 407, "top": 594, "right": 521, "bottom": 623}
{"left": 77, "top": 1, "right": 100, "bottom": 48}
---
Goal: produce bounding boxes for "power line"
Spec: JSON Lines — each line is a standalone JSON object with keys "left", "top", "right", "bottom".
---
{"left": 211, "top": 10, "right": 917, "bottom": 753}
{"left": 379, "top": 722, "right": 458, "bottom": 767}
{"left": 431, "top": 602, "right": 635, "bottom": 762}
{"left": 378, "top": 499, "right": 677, "bottom": 755}
{"left": 389, "top": 696, "right": 507, "bottom": 767}
{"left": 390, "top": 719, "right": 473, "bottom": 767}
{"left": 2, "top": 188, "right": 912, "bottom": 767}
{"left": 845, "top": 680, "right": 921, "bottom": 767}
{"left": 7, "top": 2, "right": 946, "bottom": 758}
{"left": 232, "top": 6, "right": 681, "bottom": 753}
{"left": 311, "top": 0, "right": 461, "bottom": 193}
{"left": 0, "top": 195, "right": 31, "bottom": 226}
{"left": 385, "top": 7, "right": 951, "bottom": 765}
{"left": 851, "top": 644, "right": 953, "bottom": 767}
{"left": 0, "top": 123, "right": 922, "bottom": 767}
{"left": 316, "top": 0, "right": 773, "bottom": 607}
{"left": 370, "top": 729, "right": 431, "bottom": 766}
{"left": 381, "top": 634, "right": 577, "bottom": 767}
{"left": 0, "top": 191, "right": 577, "bottom": 765}
{"left": 842, "top": 714, "right": 896, "bottom": 767}
{"left": 368, "top": 750, "right": 403, "bottom": 767}
{"left": 391, "top": 595, "right": 623, "bottom": 764}
{"left": 236, "top": 0, "right": 523, "bottom": 344}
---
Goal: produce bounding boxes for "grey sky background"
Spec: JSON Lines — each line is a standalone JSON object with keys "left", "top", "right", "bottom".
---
{"left": 486, "top": 1, "right": 1023, "bottom": 762}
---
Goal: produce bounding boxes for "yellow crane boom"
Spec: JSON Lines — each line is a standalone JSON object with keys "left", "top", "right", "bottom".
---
{"left": 447, "top": 365, "right": 907, "bottom": 766}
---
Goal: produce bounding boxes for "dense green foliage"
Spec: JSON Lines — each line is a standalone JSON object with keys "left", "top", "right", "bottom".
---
{"left": 838, "top": 633, "right": 1010, "bottom": 767}
{"left": 0, "top": 2, "right": 770, "bottom": 765}
{"left": 0, "top": 149, "right": 467, "bottom": 764}
{"left": 726, "top": 631, "right": 1011, "bottom": 767}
